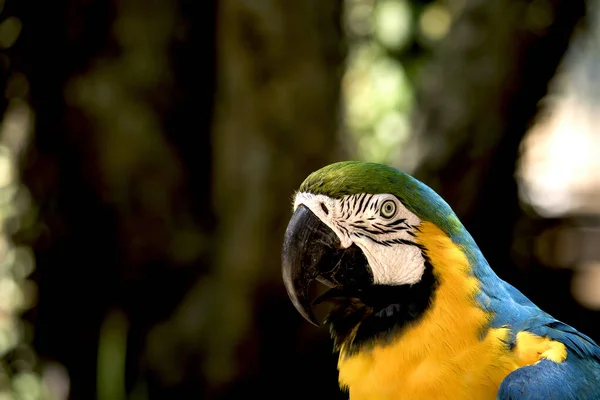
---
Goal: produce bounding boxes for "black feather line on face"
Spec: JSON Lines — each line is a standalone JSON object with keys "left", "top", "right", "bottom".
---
{"left": 351, "top": 226, "right": 403, "bottom": 235}
{"left": 325, "top": 245, "right": 437, "bottom": 357}
{"left": 353, "top": 233, "right": 416, "bottom": 248}
{"left": 371, "top": 223, "right": 407, "bottom": 234}
{"left": 370, "top": 224, "right": 387, "bottom": 232}
{"left": 360, "top": 194, "right": 373, "bottom": 214}
{"left": 357, "top": 194, "right": 367, "bottom": 214}
{"left": 320, "top": 202, "right": 329, "bottom": 215}
{"left": 337, "top": 224, "right": 350, "bottom": 237}
{"left": 369, "top": 199, "right": 376, "bottom": 211}
{"left": 352, "top": 194, "right": 362, "bottom": 215}
{"left": 372, "top": 199, "right": 379, "bottom": 210}
{"left": 346, "top": 196, "right": 357, "bottom": 218}
{"left": 350, "top": 221, "right": 366, "bottom": 228}
{"left": 349, "top": 195, "right": 357, "bottom": 214}
{"left": 385, "top": 218, "right": 407, "bottom": 227}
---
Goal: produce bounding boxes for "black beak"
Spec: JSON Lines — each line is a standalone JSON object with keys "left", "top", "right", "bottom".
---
{"left": 281, "top": 204, "right": 372, "bottom": 326}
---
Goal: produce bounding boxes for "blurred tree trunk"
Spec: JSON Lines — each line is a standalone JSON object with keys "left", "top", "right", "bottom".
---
{"left": 407, "top": 0, "right": 585, "bottom": 280}
{"left": 144, "top": 1, "right": 347, "bottom": 399}
{"left": 17, "top": 0, "right": 217, "bottom": 398}
{"left": 17, "top": 2, "right": 121, "bottom": 400}
{"left": 407, "top": 0, "right": 586, "bottom": 324}
{"left": 210, "top": 0, "right": 346, "bottom": 392}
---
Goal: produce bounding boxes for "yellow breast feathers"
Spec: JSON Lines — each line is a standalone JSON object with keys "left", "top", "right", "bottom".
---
{"left": 337, "top": 221, "right": 566, "bottom": 400}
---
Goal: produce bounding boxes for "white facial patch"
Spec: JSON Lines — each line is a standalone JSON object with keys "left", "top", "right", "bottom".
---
{"left": 294, "top": 192, "right": 426, "bottom": 285}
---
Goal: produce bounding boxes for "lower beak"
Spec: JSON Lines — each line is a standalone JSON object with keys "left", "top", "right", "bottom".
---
{"left": 281, "top": 204, "right": 372, "bottom": 326}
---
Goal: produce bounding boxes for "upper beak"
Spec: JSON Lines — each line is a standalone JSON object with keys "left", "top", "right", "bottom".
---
{"left": 281, "top": 204, "right": 372, "bottom": 326}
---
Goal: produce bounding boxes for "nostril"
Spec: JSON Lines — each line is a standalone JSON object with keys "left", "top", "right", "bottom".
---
{"left": 320, "top": 202, "right": 329, "bottom": 215}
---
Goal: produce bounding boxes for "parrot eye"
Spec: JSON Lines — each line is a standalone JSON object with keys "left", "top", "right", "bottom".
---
{"left": 380, "top": 200, "right": 396, "bottom": 218}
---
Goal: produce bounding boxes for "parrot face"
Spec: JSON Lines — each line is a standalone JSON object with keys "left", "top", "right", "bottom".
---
{"left": 281, "top": 161, "right": 442, "bottom": 329}
{"left": 283, "top": 192, "right": 427, "bottom": 325}
{"left": 293, "top": 192, "right": 426, "bottom": 285}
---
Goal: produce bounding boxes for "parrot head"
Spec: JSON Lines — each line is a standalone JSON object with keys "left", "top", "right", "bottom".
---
{"left": 281, "top": 161, "right": 467, "bottom": 348}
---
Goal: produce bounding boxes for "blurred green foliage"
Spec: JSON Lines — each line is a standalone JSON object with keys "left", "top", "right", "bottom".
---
{"left": 0, "top": 6, "right": 49, "bottom": 399}
{"left": 343, "top": 0, "right": 458, "bottom": 165}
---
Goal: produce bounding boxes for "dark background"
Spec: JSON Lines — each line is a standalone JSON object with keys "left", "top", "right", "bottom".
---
{"left": 0, "top": 0, "right": 597, "bottom": 399}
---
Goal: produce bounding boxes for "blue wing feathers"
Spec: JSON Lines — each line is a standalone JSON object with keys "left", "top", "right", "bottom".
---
{"left": 452, "top": 227, "right": 600, "bottom": 398}
{"left": 460, "top": 244, "right": 600, "bottom": 398}
{"left": 542, "top": 321, "right": 600, "bottom": 361}
{"left": 483, "top": 278, "right": 600, "bottom": 361}
{"left": 497, "top": 358, "right": 600, "bottom": 400}
{"left": 468, "top": 251, "right": 600, "bottom": 359}
{"left": 493, "top": 302, "right": 600, "bottom": 400}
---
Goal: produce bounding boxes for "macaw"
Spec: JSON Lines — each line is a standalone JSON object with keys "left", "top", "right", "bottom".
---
{"left": 281, "top": 161, "right": 600, "bottom": 400}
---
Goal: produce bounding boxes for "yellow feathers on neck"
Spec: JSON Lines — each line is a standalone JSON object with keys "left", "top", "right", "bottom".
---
{"left": 336, "top": 222, "right": 566, "bottom": 400}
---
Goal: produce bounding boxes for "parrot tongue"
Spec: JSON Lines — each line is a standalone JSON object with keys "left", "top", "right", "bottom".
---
{"left": 312, "top": 287, "right": 345, "bottom": 305}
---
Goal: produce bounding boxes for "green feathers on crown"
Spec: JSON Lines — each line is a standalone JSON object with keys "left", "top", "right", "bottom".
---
{"left": 299, "top": 161, "right": 418, "bottom": 198}
{"left": 298, "top": 161, "right": 464, "bottom": 238}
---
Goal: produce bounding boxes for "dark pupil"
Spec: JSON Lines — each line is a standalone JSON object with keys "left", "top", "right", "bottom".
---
{"left": 385, "top": 204, "right": 392, "bottom": 213}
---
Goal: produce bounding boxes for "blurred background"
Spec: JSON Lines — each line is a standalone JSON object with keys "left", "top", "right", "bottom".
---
{"left": 0, "top": 0, "right": 596, "bottom": 398}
